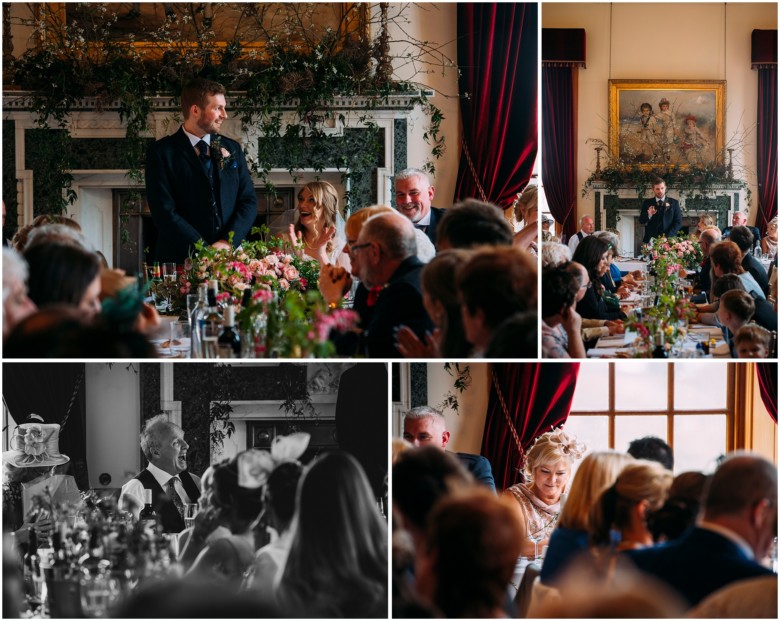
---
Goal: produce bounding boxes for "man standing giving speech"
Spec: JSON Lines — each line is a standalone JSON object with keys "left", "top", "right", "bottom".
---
{"left": 145, "top": 78, "right": 257, "bottom": 264}
{"left": 639, "top": 177, "right": 682, "bottom": 243}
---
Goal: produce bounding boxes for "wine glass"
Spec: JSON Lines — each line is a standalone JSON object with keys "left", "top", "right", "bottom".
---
{"left": 528, "top": 526, "right": 545, "bottom": 561}
{"left": 183, "top": 503, "right": 198, "bottom": 530}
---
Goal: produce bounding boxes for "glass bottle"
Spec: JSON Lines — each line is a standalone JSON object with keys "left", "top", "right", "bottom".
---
{"left": 189, "top": 283, "right": 208, "bottom": 359}
{"left": 202, "top": 287, "right": 224, "bottom": 358}
{"left": 218, "top": 306, "right": 241, "bottom": 358}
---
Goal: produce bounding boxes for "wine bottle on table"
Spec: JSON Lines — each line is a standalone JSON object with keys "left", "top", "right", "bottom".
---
{"left": 652, "top": 331, "right": 668, "bottom": 358}
{"left": 139, "top": 489, "right": 157, "bottom": 529}
{"left": 218, "top": 306, "right": 241, "bottom": 358}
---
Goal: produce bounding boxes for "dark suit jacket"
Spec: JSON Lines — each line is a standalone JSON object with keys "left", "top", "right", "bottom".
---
{"left": 750, "top": 292, "right": 778, "bottom": 332}
{"left": 455, "top": 452, "right": 496, "bottom": 492}
{"left": 420, "top": 206, "right": 446, "bottom": 247}
{"left": 335, "top": 364, "right": 388, "bottom": 497}
{"left": 362, "top": 256, "right": 434, "bottom": 358}
{"left": 145, "top": 127, "right": 257, "bottom": 264}
{"left": 639, "top": 197, "right": 683, "bottom": 242}
{"left": 742, "top": 253, "right": 770, "bottom": 296}
{"left": 625, "top": 527, "right": 773, "bottom": 607}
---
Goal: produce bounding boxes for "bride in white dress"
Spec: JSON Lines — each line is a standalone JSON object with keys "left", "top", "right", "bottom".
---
{"left": 269, "top": 181, "right": 350, "bottom": 270}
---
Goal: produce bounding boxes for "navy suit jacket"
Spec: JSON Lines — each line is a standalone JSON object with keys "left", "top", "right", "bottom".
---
{"left": 362, "top": 256, "right": 433, "bottom": 358}
{"left": 145, "top": 127, "right": 257, "bottom": 264}
{"left": 455, "top": 452, "right": 496, "bottom": 492}
{"left": 419, "top": 206, "right": 446, "bottom": 247}
{"left": 639, "top": 197, "right": 683, "bottom": 242}
{"left": 625, "top": 527, "right": 774, "bottom": 607}
{"left": 742, "top": 253, "right": 770, "bottom": 296}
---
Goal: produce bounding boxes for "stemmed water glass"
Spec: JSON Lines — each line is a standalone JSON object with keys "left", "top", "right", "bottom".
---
{"left": 527, "top": 527, "right": 545, "bottom": 561}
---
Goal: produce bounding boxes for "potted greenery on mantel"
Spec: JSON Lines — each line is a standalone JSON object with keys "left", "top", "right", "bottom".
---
{"left": 4, "top": 3, "right": 452, "bottom": 219}
{"left": 582, "top": 137, "right": 751, "bottom": 213}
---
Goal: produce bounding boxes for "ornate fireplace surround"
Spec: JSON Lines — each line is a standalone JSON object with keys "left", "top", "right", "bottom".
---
{"left": 2, "top": 91, "right": 426, "bottom": 269}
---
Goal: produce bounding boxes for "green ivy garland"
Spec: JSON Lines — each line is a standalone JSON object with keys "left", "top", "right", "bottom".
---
{"left": 7, "top": 3, "right": 447, "bottom": 227}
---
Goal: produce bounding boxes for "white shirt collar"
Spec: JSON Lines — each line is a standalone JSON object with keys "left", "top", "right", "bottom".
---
{"left": 182, "top": 126, "right": 210, "bottom": 147}
{"left": 698, "top": 521, "right": 754, "bottom": 560}
{"left": 147, "top": 462, "right": 181, "bottom": 489}
{"left": 416, "top": 208, "right": 432, "bottom": 227}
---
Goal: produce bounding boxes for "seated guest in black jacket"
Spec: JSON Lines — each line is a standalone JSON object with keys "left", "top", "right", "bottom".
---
{"left": 625, "top": 454, "right": 776, "bottom": 608}
{"left": 572, "top": 236, "right": 626, "bottom": 321}
{"left": 728, "top": 225, "right": 769, "bottom": 296}
{"left": 722, "top": 211, "right": 761, "bottom": 246}
{"left": 711, "top": 274, "right": 777, "bottom": 333}
{"left": 353, "top": 212, "right": 433, "bottom": 358}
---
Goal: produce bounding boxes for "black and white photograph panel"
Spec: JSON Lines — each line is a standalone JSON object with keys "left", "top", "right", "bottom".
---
{"left": 391, "top": 361, "right": 777, "bottom": 618}
{"left": 2, "top": 362, "right": 388, "bottom": 618}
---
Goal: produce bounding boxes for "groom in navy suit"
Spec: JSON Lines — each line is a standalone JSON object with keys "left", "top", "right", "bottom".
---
{"left": 145, "top": 78, "right": 257, "bottom": 264}
{"left": 639, "top": 178, "right": 683, "bottom": 243}
{"left": 625, "top": 454, "right": 776, "bottom": 608}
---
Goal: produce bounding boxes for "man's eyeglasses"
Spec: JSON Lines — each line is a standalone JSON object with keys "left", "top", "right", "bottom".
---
{"left": 350, "top": 242, "right": 372, "bottom": 253}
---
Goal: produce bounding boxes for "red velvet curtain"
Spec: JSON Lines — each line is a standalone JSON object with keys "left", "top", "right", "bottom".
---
{"left": 757, "top": 363, "right": 777, "bottom": 423}
{"left": 542, "top": 65, "right": 578, "bottom": 240}
{"left": 481, "top": 363, "right": 580, "bottom": 491}
{"left": 756, "top": 66, "right": 777, "bottom": 234}
{"left": 454, "top": 3, "right": 537, "bottom": 208}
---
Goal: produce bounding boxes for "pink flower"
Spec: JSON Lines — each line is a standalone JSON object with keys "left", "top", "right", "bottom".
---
{"left": 216, "top": 292, "right": 231, "bottom": 302}
{"left": 283, "top": 266, "right": 300, "bottom": 281}
{"left": 300, "top": 278, "right": 308, "bottom": 289}
{"left": 279, "top": 278, "right": 290, "bottom": 290}
{"left": 265, "top": 255, "right": 279, "bottom": 267}
{"left": 253, "top": 287, "right": 274, "bottom": 303}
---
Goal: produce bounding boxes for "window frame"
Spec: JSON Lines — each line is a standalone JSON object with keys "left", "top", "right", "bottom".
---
{"left": 568, "top": 362, "right": 736, "bottom": 454}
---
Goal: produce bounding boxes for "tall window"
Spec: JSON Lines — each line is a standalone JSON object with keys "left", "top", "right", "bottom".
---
{"left": 564, "top": 362, "right": 733, "bottom": 474}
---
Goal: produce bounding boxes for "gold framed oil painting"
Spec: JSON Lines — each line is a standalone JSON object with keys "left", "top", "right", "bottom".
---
{"left": 609, "top": 79, "right": 726, "bottom": 168}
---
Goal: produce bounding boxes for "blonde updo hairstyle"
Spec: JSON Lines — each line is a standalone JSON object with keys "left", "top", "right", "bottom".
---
{"left": 523, "top": 428, "right": 586, "bottom": 485}
{"left": 589, "top": 459, "right": 673, "bottom": 546}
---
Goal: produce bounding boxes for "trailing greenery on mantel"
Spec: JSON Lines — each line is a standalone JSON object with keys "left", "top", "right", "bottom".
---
{"left": 5, "top": 3, "right": 453, "bottom": 218}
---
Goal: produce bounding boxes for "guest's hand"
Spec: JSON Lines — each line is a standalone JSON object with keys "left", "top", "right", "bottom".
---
{"left": 605, "top": 320, "right": 625, "bottom": 335}
{"left": 287, "top": 224, "right": 304, "bottom": 255}
{"left": 395, "top": 325, "right": 441, "bottom": 358}
{"left": 211, "top": 240, "right": 231, "bottom": 251}
{"left": 616, "top": 286, "right": 631, "bottom": 299}
{"left": 648, "top": 205, "right": 657, "bottom": 216}
{"left": 561, "top": 306, "right": 582, "bottom": 336}
{"left": 318, "top": 264, "right": 353, "bottom": 305}
{"left": 134, "top": 302, "right": 161, "bottom": 334}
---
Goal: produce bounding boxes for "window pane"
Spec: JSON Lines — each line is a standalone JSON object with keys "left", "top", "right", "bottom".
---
{"left": 615, "top": 415, "right": 667, "bottom": 454}
{"left": 674, "top": 363, "right": 728, "bottom": 411}
{"left": 615, "top": 364, "right": 667, "bottom": 411}
{"left": 571, "top": 363, "right": 609, "bottom": 411}
{"left": 563, "top": 416, "right": 609, "bottom": 480}
{"left": 674, "top": 415, "right": 726, "bottom": 474}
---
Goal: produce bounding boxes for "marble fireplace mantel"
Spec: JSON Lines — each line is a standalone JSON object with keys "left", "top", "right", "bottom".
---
{"left": 587, "top": 180, "right": 749, "bottom": 257}
{"left": 3, "top": 90, "right": 430, "bottom": 266}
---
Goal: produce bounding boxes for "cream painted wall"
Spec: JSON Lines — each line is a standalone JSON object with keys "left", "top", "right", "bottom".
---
{"left": 85, "top": 365, "right": 141, "bottom": 490}
{"left": 426, "top": 363, "right": 490, "bottom": 454}
{"left": 384, "top": 3, "right": 461, "bottom": 207}
{"left": 543, "top": 3, "right": 777, "bottom": 227}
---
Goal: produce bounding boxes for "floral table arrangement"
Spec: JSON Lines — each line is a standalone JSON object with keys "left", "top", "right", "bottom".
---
{"left": 156, "top": 227, "right": 359, "bottom": 358}
{"left": 624, "top": 235, "right": 702, "bottom": 356}
{"left": 19, "top": 488, "right": 176, "bottom": 618}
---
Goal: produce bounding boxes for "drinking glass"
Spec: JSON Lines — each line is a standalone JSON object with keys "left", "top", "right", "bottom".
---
{"left": 183, "top": 503, "right": 198, "bottom": 530}
{"left": 169, "top": 321, "right": 190, "bottom": 355}
{"left": 80, "top": 571, "right": 119, "bottom": 618}
{"left": 162, "top": 263, "right": 178, "bottom": 283}
{"left": 528, "top": 527, "right": 545, "bottom": 560}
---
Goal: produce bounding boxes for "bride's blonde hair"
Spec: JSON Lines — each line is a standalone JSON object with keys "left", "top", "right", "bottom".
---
{"left": 296, "top": 181, "right": 340, "bottom": 253}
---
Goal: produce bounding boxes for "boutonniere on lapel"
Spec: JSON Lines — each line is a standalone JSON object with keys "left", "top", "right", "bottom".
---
{"left": 209, "top": 135, "right": 236, "bottom": 171}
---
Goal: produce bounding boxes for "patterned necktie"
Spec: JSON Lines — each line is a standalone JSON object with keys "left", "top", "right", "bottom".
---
{"left": 657, "top": 199, "right": 664, "bottom": 210}
{"left": 166, "top": 477, "right": 184, "bottom": 519}
{"left": 196, "top": 139, "right": 212, "bottom": 175}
